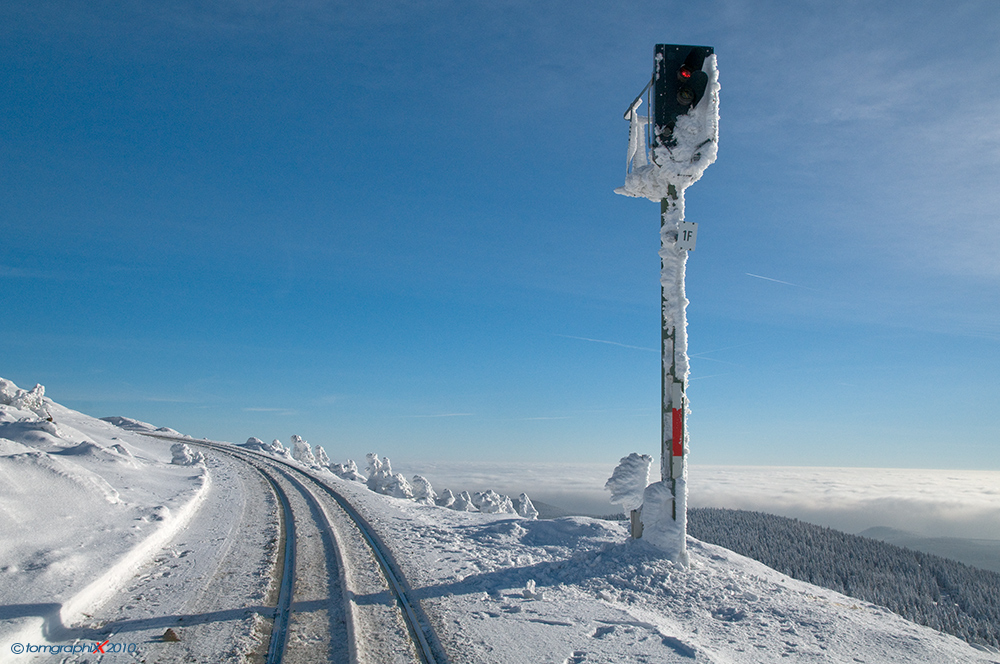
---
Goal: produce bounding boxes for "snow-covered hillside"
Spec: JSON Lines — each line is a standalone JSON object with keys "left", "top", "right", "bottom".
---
{"left": 0, "top": 379, "right": 211, "bottom": 658}
{"left": 2, "top": 376, "right": 998, "bottom": 663}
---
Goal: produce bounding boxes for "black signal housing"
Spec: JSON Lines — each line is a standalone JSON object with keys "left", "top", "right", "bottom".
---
{"left": 654, "top": 44, "right": 714, "bottom": 147}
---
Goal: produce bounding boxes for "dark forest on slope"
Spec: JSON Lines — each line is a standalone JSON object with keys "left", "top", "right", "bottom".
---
{"left": 687, "top": 507, "right": 1000, "bottom": 650}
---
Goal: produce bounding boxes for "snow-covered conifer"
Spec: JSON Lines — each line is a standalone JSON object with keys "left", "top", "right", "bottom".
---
{"left": 436, "top": 488, "right": 456, "bottom": 508}
{"left": 290, "top": 435, "right": 316, "bottom": 465}
{"left": 517, "top": 493, "right": 538, "bottom": 520}
{"left": 451, "top": 491, "right": 478, "bottom": 511}
{"left": 330, "top": 459, "right": 365, "bottom": 482}
{"left": 270, "top": 439, "right": 293, "bottom": 459}
{"left": 412, "top": 475, "right": 437, "bottom": 504}
{"left": 474, "top": 490, "right": 516, "bottom": 514}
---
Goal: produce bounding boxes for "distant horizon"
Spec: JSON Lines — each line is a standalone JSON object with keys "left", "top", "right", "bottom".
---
{"left": 4, "top": 0, "right": 999, "bottom": 473}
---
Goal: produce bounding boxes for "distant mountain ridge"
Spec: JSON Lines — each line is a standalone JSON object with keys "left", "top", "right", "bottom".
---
{"left": 860, "top": 525, "right": 1000, "bottom": 574}
{"left": 688, "top": 507, "right": 1000, "bottom": 651}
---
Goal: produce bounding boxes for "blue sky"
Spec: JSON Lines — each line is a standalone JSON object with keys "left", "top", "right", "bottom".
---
{"left": 2, "top": 0, "right": 999, "bottom": 470}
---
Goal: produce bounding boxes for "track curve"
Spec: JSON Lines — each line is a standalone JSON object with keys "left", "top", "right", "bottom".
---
{"left": 184, "top": 439, "right": 445, "bottom": 664}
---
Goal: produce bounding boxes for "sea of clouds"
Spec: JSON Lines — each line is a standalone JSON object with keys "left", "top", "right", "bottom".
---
{"left": 399, "top": 460, "right": 1000, "bottom": 543}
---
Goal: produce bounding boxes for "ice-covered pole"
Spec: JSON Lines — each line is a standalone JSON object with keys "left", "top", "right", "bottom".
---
{"left": 660, "top": 185, "right": 689, "bottom": 509}
{"left": 614, "top": 45, "right": 718, "bottom": 562}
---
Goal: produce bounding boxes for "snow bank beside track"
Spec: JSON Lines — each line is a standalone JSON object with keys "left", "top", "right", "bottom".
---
{"left": 0, "top": 378, "right": 211, "bottom": 659}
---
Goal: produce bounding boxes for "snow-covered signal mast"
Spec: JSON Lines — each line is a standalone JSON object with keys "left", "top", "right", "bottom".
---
{"left": 615, "top": 44, "right": 719, "bottom": 560}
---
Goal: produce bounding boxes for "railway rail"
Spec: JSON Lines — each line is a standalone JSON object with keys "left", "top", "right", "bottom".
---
{"left": 152, "top": 435, "right": 444, "bottom": 664}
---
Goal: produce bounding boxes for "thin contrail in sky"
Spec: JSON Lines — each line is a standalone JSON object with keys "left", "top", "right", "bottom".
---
{"left": 555, "top": 334, "right": 657, "bottom": 352}
{"left": 745, "top": 273, "right": 817, "bottom": 290}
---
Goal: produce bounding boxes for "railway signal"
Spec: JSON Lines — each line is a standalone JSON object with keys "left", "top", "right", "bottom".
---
{"left": 614, "top": 44, "right": 719, "bottom": 560}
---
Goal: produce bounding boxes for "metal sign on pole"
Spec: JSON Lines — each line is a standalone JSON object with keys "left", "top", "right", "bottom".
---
{"left": 615, "top": 44, "right": 719, "bottom": 560}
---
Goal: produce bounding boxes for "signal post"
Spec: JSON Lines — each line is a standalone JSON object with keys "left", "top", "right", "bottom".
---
{"left": 616, "top": 44, "right": 718, "bottom": 558}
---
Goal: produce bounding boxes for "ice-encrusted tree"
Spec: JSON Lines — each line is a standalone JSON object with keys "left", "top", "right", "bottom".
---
{"left": 364, "top": 453, "right": 413, "bottom": 499}
{"left": 411, "top": 475, "right": 437, "bottom": 505}
{"left": 290, "top": 435, "right": 316, "bottom": 465}
{"left": 271, "top": 439, "right": 293, "bottom": 459}
{"left": 314, "top": 445, "right": 331, "bottom": 468}
{"left": 517, "top": 493, "right": 538, "bottom": 520}
{"left": 473, "top": 490, "right": 517, "bottom": 514}
{"left": 451, "top": 490, "right": 477, "bottom": 511}
{"left": 330, "top": 459, "right": 365, "bottom": 482}
{"left": 436, "top": 488, "right": 456, "bottom": 508}
{"left": 0, "top": 379, "right": 50, "bottom": 419}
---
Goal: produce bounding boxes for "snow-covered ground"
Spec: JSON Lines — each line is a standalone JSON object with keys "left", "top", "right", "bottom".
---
{"left": 2, "top": 377, "right": 998, "bottom": 663}
{"left": 0, "top": 379, "right": 212, "bottom": 659}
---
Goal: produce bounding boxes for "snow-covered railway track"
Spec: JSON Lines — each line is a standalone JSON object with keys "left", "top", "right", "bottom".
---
{"left": 190, "top": 440, "right": 443, "bottom": 664}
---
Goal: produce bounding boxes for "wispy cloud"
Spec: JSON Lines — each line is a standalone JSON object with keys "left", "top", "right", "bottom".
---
{"left": 407, "top": 413, "right": 473, "bottom": 418}
{"left": 242, "top": 407, "right": 298, "bottom": 416}
{"left": 0, "top": 264, "right": 63, "bottom": 280}
{"left": 555, "top": 334, "right": 657, "bottom": 352}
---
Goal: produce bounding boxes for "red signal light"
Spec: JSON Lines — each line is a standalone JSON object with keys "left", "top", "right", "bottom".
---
{"left": 678, "top": 66, "right": 693, "bottom": 80}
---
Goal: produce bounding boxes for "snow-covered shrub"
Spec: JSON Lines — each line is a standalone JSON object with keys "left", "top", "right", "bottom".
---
{"left": 605, "top": 452, "right": 652, "bottom": 515}
{"left": 435, "top": 488, "right": 456, "bottom": 508}
{"left": 411, "top": 475, "right": 437, "bottom": 504}
{"left": 314, "top": 445, "right": 331, "bottom": 468}
{"left": 365, "top": 453, "right": 388, "bottom": 491}
{"left": 272, "top": 440, "right": 293, "bottom": 459}
{"left": 170, "top": 443, "right": 205, "bottom": 466}
{"left": 473, "top": 489, "right": 516, "bottom": 514}
{"left": 0, "top": 379, "right": 50, "bottom": 419}
{"left": 451, "top": 490, "right": 478, "bottom": 511}
{"left": 522, "top": 579, "right": 544, "bottom": 600}
{"left": 290, "top": 435, "right": 316, "bottom": 465}
{"left": 381, "top": 473, "right": 413, "bottom": 499}
{"left": 364, "top": 454, "right": 413, "bottom": 499}
{"left": 517, "top": 493, "right": 538, "bottom": 520}
{"left": 329, "top": 459, "right": 365, "bottom": 482}
{"left": 242, "top": 437, "right": 292, "bottom": 458}
{"left": 242, "top": 437, "right": 268, "bottom": 451}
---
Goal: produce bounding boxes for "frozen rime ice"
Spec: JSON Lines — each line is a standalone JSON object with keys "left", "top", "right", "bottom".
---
{"left": 359, "top": 454, "right": 537, "bottom": 517}
{"left": 473, "top": 489, "right": 517, "bottom": 515}
{"left": 170, "top": 443, "right": 205, "bottom": 466}
{"left": 365, "top": 453, "right": 414, "bottom": 499}
{"left": 411, "top": 475, "right": 437, "bottom": 504}
{"left": 452, "top": 490, "right": 477, "bottom": 512}
{"left": 329, "top": 458, "right": 366, "bottom": 482}
{"left": 605, "top": 452, "right": 652, "bottom": 514}
{"left": 290, "top": 434, "right": 316, "bottom": 465}
{"left": 241, "top": 436, "right": 292, "bottom": 459}
{"left": 435, "top": 488, "right": 456, "bottom": 508}
{"left": 641, "top": 480, "right": 689, "bottom": 564}
{"left": 517, "top": 492, "right": 539, "bottom": 520}
{"left": 615, "top": 55, "right": 720, "bottom": 202}
{"left": 314, "top": 445, "right": 332, "bottom": 468}
{"left": 610, "top": 54, "right": 720, "bottom": 561}
{"left": 0, "top": 378, "right": 49, "bottom": 419}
